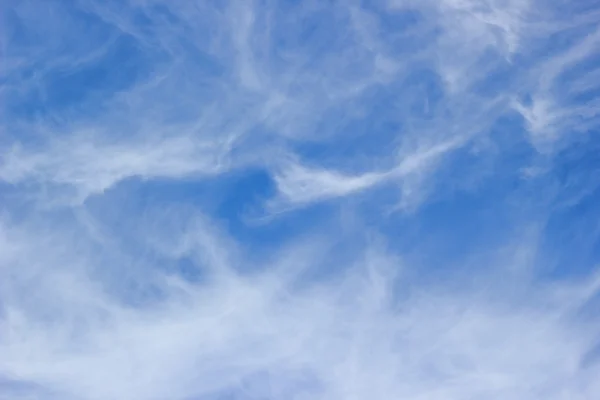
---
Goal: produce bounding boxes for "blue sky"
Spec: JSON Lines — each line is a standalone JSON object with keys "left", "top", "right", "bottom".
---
{"left": 1, "top": 0, "right": 600, "bottom": 399}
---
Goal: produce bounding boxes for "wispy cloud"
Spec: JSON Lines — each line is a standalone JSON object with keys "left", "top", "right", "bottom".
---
{"left": 1, "top": 0, "right": 600, "bottom": 399}
{"left": 1, "top": 210, "right": 599, "bottom": 399}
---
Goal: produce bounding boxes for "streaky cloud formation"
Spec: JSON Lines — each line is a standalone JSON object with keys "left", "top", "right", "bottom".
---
{"left": 1, "top": 0, "right": 600, "bottom": 399}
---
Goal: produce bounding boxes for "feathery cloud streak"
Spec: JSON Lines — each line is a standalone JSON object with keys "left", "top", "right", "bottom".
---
{"left": 1, "top": 0, "right": 600, "bottom": 399}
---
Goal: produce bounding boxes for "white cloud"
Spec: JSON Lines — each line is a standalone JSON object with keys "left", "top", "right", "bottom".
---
{"left": 272, "top": 162, "right": 388, "bottom": 206}
{"left": 1, "top": 211, "right": 599, "bottom": 399}
{"left": 1, "top": 0, "right": 600, "bottom": 398}
{"left": 510, "top": 27, "right": 600, "bottom": 152}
